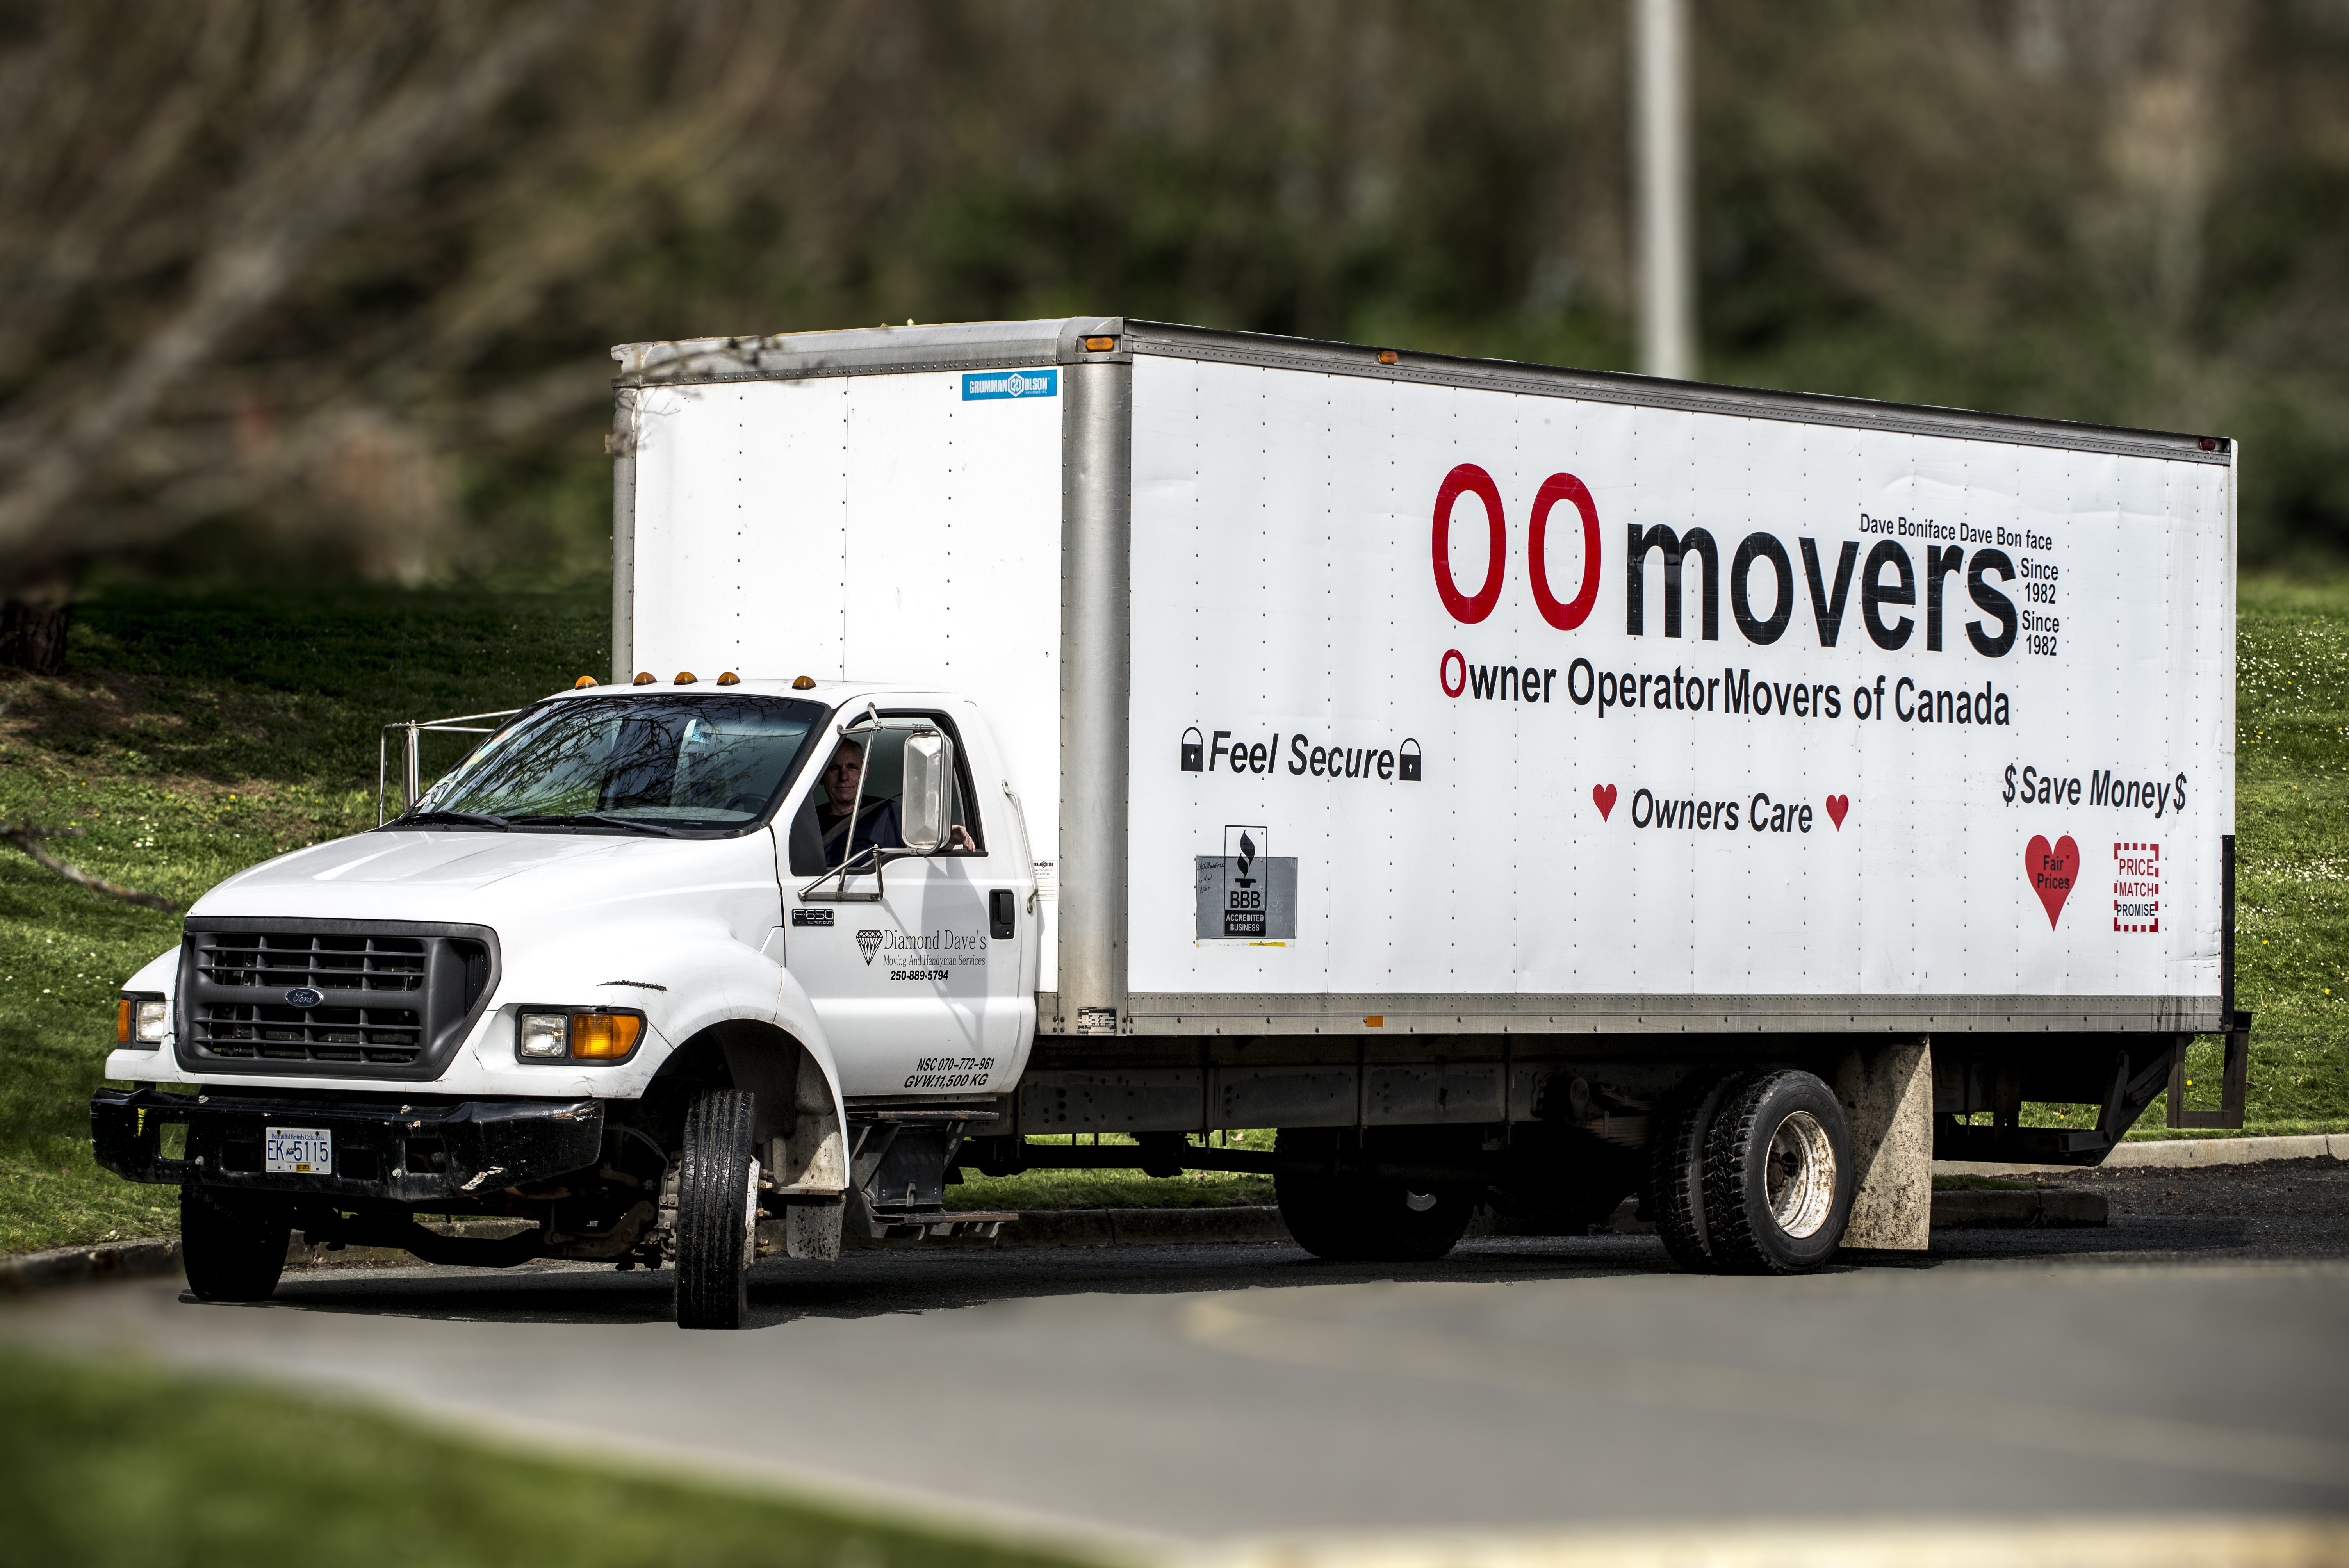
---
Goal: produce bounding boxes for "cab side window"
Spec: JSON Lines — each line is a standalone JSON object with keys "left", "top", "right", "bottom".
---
{"left": 785, "top": 712, "right": 983, "bottom": 876}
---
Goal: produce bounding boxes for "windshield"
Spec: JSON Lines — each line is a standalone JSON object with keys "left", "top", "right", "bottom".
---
{"left": 410, "top": 696, "right": 825, "bottom": 832}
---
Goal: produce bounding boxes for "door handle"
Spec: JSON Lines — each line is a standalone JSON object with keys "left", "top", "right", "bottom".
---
{"left": 989, "top": 888, "right": 1016, "bottom": 940}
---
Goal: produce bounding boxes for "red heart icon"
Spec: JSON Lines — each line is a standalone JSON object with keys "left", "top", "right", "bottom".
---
{"left": 1824, "top": 795, "right": 1849, "bottom": 830}
{"left": 2026, "top": 834, "right": 2080, "bottom": 928}
{"left": 1592, "top": 783, "right": 1618, "bottom": 821}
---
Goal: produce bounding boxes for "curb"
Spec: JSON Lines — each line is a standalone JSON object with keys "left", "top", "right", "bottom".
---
{"left": 0, "top": 1237, "right": 182, "bottom": 1294}
{"left": 986, "top": 1205, "right": 1292, "bottom": 1247}
{"left": 1937, "top": 1130, "right": 2349, "bottom": 1179}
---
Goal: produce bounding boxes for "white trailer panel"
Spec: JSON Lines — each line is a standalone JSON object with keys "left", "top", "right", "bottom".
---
{"left": 1124, "top": 351, "right": 2231, "bottom": 1016}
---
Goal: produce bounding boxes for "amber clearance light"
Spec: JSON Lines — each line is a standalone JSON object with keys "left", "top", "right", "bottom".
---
{"left": 571, "top": 1013, "right": 644, "bottom": 1060}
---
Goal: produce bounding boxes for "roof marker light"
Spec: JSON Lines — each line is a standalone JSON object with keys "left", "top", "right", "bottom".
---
{"left": 792, "top": 675, "right": 817, "bottom": 690}
{"left": 1377, "top": 350, "right": 1399, "bottom": 365}
{"left": 574, "top": 675, "right": 599, "bottom": 688}
{"left": 715, "top": 672, "right": 740, "bottom": 686}
{"left": 674, "top": 671, "right": 697, "bottom": 685}
{"left": 633, "top": 672, "right": 656, "bottom": 685}
{"left": 1085, "top": 336, "right": 1116, "bottom": 352}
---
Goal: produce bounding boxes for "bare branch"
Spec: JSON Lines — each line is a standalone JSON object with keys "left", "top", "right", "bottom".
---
{"left": 0, "top": 821, "right": 178, "bottom": 912}
{"left": 0, "top": 0, "right": 589, "bottom": 563}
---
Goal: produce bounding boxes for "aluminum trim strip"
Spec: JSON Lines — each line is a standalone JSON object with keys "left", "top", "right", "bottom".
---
{"left": 1119, "top": 992, "right": 2223, "bottom": 1034}
{"left": 1121, "top": 322, "right": 2227, "bottom": 465}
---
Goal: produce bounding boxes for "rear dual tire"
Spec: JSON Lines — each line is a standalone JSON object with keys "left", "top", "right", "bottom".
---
{"left": 1653, "top": 1068, "right": 1853, "bottom": 1276}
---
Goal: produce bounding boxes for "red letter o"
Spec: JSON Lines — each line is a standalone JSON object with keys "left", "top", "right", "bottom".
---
{"left": 1528, "top": 472, "right": 1601, "bottom": 631}
{"left": 1432, "top": 463, "right": 1506, "bottom": 624}
{"left": 1440, "top": 649, "right": 1466, "bottom": 697}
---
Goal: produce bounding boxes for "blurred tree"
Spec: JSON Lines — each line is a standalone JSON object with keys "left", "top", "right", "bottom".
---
{"left": 2, "top": 0, "right": 2345, "bottom": 667}
{"left": 1699, "top": 0, "right": 2349, "bottom": 563}
{"left": 0, "top": 0, "right": 863, "bottom": 669}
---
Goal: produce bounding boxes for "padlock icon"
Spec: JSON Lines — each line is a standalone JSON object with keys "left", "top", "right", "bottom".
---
{"left": 1181, "top": 727, "right": 1204, "bottom": 771}
{"left": 1398, "top": 738, "right": 1422, "bottom": 781}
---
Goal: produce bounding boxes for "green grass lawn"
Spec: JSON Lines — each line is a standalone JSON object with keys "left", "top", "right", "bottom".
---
{"left": 2, "top": 574, "right": 2344, "bottom": 1253}
{"left": 0, "top": 1346, "right": 1089, "bottom": 1568}
{"left": 0, "top": 581, "right": 611, "bottom": 1252}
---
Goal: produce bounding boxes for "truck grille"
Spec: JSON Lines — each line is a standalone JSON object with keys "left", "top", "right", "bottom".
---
{"left": 177, "top": 920, "right": 498, "bottom": 1080}
{"left": 195, "top": 931, "right": 429, "bottom": 996}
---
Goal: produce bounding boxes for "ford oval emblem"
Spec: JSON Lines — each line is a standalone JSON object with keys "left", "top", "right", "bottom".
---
{"left": 285, "top": 987, "right": 324, "bottom": 1009}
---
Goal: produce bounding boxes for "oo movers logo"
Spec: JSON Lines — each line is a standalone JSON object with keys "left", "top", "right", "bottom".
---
{"left": 1432, "top": 464, "right": 1599, "bottom": 702}
{"left": 1428, "top": 460, "right": 2023, "bottom": 707}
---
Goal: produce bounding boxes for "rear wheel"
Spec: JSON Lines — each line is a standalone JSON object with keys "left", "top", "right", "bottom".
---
{"left": 1701, "top": 1069, "right": 1853, "bottom": 1274}
{"left": 1649, "top": 1071, "right": 1752, "bottom": 1272}
{"left": 674, "top": 1089, "right": 757, "bottom": 1330}
{"left": 1275, "top": 1134, "right": 1474, "bottom": 1263}
{"left": 180, "top": 1187, "right": 289, "bottom": 1303}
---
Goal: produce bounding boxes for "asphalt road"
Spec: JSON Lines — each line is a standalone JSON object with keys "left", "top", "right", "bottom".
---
{"left": 11, "top": 1160, "right": 2349, "bottom": 1562}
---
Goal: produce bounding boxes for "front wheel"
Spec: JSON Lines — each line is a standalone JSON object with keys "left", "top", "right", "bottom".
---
{"left": 674, "top": 1088, "right": 757, "bottom": 1330}
{"left": 1701, "top": 1069, "right": 1854, "bottom": 1274}
{"left": 180, "top": 1187, "right": 290, "bottom": 1302}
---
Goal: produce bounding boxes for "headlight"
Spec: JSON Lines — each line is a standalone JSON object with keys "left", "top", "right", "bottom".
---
{"left": 515, "top": 1009, "right": 645, "bottom": 1064}
{"left": 117, "top": 995, "right": 169, "bottom": 1048}
{"left": 517, "top": 1012, "right": 570, "bottom": 1058}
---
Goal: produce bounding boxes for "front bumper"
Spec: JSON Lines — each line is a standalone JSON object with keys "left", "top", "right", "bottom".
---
{"left": 90, "top": 1088, "right": 604, "bottom": 1203}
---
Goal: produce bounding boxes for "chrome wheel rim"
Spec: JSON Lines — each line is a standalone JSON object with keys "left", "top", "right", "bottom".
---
{"left": 1764, "top": 1111, "right": 1836, "bottom": 1238}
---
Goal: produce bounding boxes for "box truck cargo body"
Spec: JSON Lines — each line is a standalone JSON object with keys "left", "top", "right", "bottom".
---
{"left": 92, "top": 317, "right": 2241, "bottom": 1326}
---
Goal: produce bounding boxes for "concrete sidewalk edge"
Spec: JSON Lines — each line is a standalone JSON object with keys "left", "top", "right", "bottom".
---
{"left": 1938, "top": 1130, "right": 2349, "bottom": 1178}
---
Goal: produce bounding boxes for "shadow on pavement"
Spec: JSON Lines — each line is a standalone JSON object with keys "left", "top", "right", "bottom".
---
{"left": 228, "top": 1208, "right": 2279, "bottom": 1330}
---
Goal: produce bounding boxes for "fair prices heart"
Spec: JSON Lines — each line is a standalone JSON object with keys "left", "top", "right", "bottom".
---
{"left": 1592, "top": 783, "right": 1618, "bottom": 821}
{"left": 2026, "top": 833, "right": 2081, "bottom": 928}
{"left": 1824, "top": 795, "right": 1849, "bottom": 830}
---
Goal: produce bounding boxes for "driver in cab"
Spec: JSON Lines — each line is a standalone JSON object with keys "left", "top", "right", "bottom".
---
{"left": 801, "top": 737, "right": 973, "bottom": 869}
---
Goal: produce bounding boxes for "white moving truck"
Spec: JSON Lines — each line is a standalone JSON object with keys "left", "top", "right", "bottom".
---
{"left": 93, "top": 318, "right": 2242, "bottom": 1328}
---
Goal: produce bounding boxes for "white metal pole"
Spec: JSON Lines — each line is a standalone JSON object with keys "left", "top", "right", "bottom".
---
{"left": 1634, "top": 0, "right": 1695, "bottom": 381}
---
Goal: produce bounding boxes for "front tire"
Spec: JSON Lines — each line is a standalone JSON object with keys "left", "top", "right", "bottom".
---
{"left": 1701, "top": 1069, "right": 1854, "bottom": 1274}
{"left": 674, "top": 1089, "right": 757, "bottom": 1330}
{"left": 180, "top": 1187, "right": 289, "bottom": 1303}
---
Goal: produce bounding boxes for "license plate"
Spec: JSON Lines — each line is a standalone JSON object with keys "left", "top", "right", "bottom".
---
{"left": 265, "top": 1126, "right": 332, "bottom": 1175}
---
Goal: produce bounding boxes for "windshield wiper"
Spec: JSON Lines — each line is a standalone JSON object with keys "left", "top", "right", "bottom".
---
{"left": 512, "top": 813, "right": 685, "bottom": 837}
{"left": 392, "top": 809, "right": 511, "bottom": 830}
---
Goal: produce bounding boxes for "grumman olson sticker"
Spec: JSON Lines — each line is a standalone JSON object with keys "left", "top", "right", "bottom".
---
{"left": 962, "top": 369, "right": 1057, "bottom": 400}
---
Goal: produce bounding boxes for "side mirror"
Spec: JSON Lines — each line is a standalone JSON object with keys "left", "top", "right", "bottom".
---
{"left": 898, "top": 731, "right": 955, "bottom": 853}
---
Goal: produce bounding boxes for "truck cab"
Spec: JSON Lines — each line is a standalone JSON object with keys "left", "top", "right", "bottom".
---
{"left": 93, "top": 677, "right": 1041, "bottom": 1327}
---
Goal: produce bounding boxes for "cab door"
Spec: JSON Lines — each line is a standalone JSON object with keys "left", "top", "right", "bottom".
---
{"left": 778, "top": 709, "right": 1030, "bottom": 1099}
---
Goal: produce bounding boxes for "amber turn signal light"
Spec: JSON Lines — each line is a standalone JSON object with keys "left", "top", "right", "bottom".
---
{"left": 116, "top": 998, "right": 132, "bottom": 1044}
{"left": 1085, "top": 336, "right": 1116, "bottom": 351}
{"left": 633, "top": 671, "right": 656, "bottom": 685}
{"left": 570, "top": 1013, "right": 644, "bottom": 1060}
{"left": 715, "top": 671, "right": 740, "bottom": 686}
{"left": 792, "top": 675, "right": 816, "bottom": 690}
